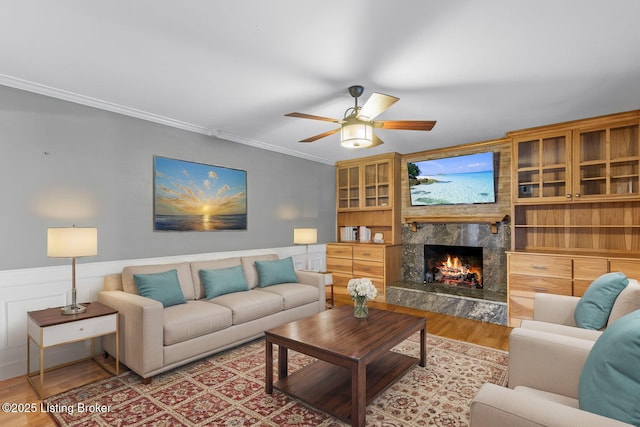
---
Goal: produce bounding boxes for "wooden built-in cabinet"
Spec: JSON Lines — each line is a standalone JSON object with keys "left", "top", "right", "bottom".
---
{"left": 336, "top": 152, "right": 401, "bottom": 245}
{"left": 507, "top": 110, "right": 640, "bottom": 327}
{"left": 330, "top": 152, "right": 403, "bottom": 299}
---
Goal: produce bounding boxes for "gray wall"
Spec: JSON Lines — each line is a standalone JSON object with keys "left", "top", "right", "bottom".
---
{"left": 0, "top": 85, "right": 336, "bottom": 270}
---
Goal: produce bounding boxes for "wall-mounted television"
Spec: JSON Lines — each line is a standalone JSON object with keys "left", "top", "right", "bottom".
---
{"left": 407, "top": 151, "right": 496, "bottom": 206}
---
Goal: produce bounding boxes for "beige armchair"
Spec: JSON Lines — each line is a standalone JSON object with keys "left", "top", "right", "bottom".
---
{"left": 519, "top": 278, "right": 640, "bottom": 341}
{"left": 471, "top": 277, "right": 640, "bottom": 426}
{"left": 470, "top": 328, "right": 634, "bottom": 426}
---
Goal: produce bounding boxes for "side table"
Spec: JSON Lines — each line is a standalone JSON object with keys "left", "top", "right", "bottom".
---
{"left": 27, "top": 301, "right": 119, "bottom": 399}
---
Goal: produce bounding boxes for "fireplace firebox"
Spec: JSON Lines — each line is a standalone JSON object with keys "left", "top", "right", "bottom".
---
{"left": 424, "top": 244, "right": 483, "bottom": 289}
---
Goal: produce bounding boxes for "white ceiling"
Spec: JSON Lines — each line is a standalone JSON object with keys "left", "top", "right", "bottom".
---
{"left": 2, "top": 0, "right": 640, "bottom": 165}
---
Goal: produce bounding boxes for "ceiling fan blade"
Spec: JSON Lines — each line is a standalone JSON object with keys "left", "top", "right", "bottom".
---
{"left": 285, "top": 112, "right": 339, "bottom": 123}
{"left": 356, "top": 93, "right": 399, "bottom": 121}
{"left": 299, "top": 127, "right": 341, "bottom": 143}
{"left": 374, "top": 120, "right": 437, "bottom": 131}
{"left": 368, "top": 133, "right": 384, "bottom": 148}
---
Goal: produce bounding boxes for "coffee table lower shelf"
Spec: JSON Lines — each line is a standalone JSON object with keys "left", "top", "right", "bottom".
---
{"left": 273, "top": 350, "right": 418, "bottom": 423}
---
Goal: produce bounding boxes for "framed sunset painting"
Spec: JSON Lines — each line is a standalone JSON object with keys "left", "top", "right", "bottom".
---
{"left": 153, "top": 156, "right": 247, "bottom": 231}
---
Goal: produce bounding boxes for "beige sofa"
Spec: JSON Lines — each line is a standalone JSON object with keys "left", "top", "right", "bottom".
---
{"left": 98, "top": 254, "right": 326, "bottom": 382}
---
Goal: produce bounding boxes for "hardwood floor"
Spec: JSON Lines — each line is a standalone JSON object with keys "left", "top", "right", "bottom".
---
{"left": 0, "top": 297, "right": 511, "bottom": 427}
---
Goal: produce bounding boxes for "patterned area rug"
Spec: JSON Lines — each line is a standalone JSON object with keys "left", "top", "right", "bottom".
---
{"left": 45, "top": 333, "right": 508, "bottom": 426}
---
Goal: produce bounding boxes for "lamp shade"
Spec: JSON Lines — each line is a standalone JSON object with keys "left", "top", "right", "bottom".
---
{"left": 293, "top": 228, "right": 317, "bottom": 245}
{"left": 341, "top": 120, "right": 373, "bottom": 148}
{"left": 47, "top": 227, "right": 98, "bottom": 258}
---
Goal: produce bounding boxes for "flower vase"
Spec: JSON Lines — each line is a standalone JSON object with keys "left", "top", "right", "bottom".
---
{"left": 353, "top": 296, "right": 369, "bottom": 318}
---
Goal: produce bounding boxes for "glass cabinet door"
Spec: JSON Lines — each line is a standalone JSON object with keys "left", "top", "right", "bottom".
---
{"left": 364, "top": 161, "right": 391, "bottom": 207}
{"left": 337, "top": 165, "right": 360, "bottom": 209}
{"left": 514, "top": 133, "right": 570, "bottom": 202}
{"left": 574, "top": 122, "right": 640, "bottom": 199}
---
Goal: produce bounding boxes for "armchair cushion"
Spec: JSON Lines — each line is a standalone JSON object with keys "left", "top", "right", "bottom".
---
{"left": 579, "top": 310, "right": 640, "bottom": 426}
{"left": 133, "top": 269, "right": 187, "bottom": 308}
{"left": 574, "top": 272, "right": 628, "bottom": 329}
{"left": 607, "top": 279, "right": 640, "bottom": 326}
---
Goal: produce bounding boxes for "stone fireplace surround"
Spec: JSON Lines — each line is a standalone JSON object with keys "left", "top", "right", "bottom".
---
{"left": 387, "top": 221, "right": 509, "bottom": 325}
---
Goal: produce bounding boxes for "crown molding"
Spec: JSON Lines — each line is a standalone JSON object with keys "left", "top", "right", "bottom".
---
{"left": 214, "top": 130, "right": 334, "bottom": 165}
{"left": 0, "top": 74, "right": 334, "bottom": 165}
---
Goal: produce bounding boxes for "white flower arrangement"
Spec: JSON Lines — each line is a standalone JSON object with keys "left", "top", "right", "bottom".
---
{"left": 347, "top": 278, "right": 378, "bottom": 301}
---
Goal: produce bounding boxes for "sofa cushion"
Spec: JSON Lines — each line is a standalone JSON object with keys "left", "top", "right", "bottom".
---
{"left": 256, "top": 283, "right": 319, "bottom": 310}
{"left": 579, "top": 310, "right": 640, "bottom": 426}
{"left": 123, "top": 262, "right": 195, "bottom": 300}
{"left": 133, "top": 269, "right": 187, "bottom": 308}
{"left": 200, "top": 265, "right": 249, "bottom": 299}
{"left": 574, "top": 272, "right": 628, "bottom": 330}
{"left": 163, "top": 300, "right": 232, "bottom": 346}
{"left": 241, "top": 254, "right": 279, "bottom": 289}
{"left": 209, "top": 289, "right": 283, "bottom": 324}
{"left": 255, "top": 257, "right": 298, "bottom": 288}
{"left": 190, "top": 257, "right": 242, "bottom": 299}
{"left": 607, "top": 279, "right": 640, "bottom": 327}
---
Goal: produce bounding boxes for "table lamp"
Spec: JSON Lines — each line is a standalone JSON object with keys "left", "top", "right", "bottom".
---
{"left": 47, "top": 226, "right": 98, "bottom": 315}
{"left": 293, "top": 228, "right": 317, "bottom": 270}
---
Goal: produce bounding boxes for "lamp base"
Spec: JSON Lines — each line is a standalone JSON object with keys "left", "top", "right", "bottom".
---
{"left": 60, "top": 304, "right": 87, "bottom": 315}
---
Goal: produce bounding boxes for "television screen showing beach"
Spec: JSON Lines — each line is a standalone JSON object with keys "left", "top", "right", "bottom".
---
{"left": 408, "top": 152, "right": 495, "bottom": 206}
{"left": 154, "top": 156, "right": 247, "bottom": 231}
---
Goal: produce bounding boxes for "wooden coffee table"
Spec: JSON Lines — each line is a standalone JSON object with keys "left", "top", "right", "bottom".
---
{"left": 265, "top": 306, "right": 426, "bottom": 427}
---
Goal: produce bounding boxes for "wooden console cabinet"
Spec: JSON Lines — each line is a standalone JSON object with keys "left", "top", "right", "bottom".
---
{"left": 507, "top": 110, "right": 640, "bottom": 326}
{"left": 326, "top": 242, "right": 402, "bottom": 298}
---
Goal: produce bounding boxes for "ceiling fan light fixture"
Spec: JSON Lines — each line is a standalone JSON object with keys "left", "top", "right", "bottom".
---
{"left": 340, "top": 121, "right": 373, "bottom": 148}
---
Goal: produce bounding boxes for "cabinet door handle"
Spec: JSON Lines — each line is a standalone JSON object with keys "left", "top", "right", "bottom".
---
{"left": 532, "top": 287, "right": 548, "bottom": 292}
{"left": 575, "top": 193, "right": 581, "bottom": 198}
{"left": 566, "top": 194, "right": 572, "bottom": 198}
{"left": 531, "top": 265, "right": 548, "bottom": 270}
{"left": 79, "top": 327, "right": 85, "bottom": 331}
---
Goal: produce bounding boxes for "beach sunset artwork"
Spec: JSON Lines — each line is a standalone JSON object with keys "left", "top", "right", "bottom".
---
{"left": 154, "top": 156, "right": 247, "bottom": 231}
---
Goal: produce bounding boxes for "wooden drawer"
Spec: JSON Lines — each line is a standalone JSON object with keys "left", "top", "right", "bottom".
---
{"left": 331, "top": 272, "right": 352, "bottom": 289}
{"left": 609, "top": 258, "right": 640, "bottom": 280}
{"left": 509, "top": 273, "right": 572, "bottom": 296}
{"left": 31, "top": 314, "right": 117, "bottom": 347}
{"left": 353, "top": 245, "right": 385, "bottom": 261}
{"left": 573, "top": 258, "right": 607, "bottom": 281}
{"left": 326, "top": 244, "right": 353, "bottom": 258}
{"left": 509, "top": 294, "right": 535, "bottom": 324}
{"left": 509, "top": 254, "right": 572, "bottom": 278}
{"left": 327, "top": 257, "right": 352, "bottom": 274}
{"left": 353, "top": 260, "right": 384, "bottom": 278}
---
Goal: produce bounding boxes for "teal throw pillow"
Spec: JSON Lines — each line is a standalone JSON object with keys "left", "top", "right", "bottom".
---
{"left": 578, "top": 310, "right": 640, "bottom": 425}
{"left": 133, "top": 269, "right": 186, "bottom": 308}
{"left": 255, "top": 257, "right": 298, "bottom": 287}
{"left": 199, "top": 265, "right": 249, "bottom": 299}
{"left": 574, "top": 272, "right": 628, "bottom": 330}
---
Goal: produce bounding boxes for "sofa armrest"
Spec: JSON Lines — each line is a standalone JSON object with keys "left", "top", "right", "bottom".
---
{"left": 519, "top": 319, "right": 603, "bottom": 341}
{"left": 98, "top": 290, "right": 164, "bottom": 378}
{"left": 533, "top": 293, "right": 580, "bottom": 326}
{"left": 508, "top": 328, "right": 594, "bottom": 398}
{"left": 295, "top": 270, "right": 328, "bottom": 311}
{"left": 471, "top": 383, "right": 633, "bottom": 427}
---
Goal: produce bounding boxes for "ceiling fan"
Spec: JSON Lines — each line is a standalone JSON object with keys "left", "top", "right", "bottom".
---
{"left": 285, "top": 85, "right": 436, "bottom": 148}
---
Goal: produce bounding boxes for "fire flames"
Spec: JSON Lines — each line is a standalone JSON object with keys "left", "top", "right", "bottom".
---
{"left": 431, "top": 254, "right": 482, "bottom": 288}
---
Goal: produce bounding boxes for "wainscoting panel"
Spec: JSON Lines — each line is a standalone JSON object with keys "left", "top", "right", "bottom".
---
{"left": 0, "top": 245, "right": 326, "bottom": 381}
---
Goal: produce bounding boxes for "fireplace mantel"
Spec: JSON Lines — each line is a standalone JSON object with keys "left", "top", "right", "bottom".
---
{"left": 404, "top": 214, "right": 509, "bottom": 234}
